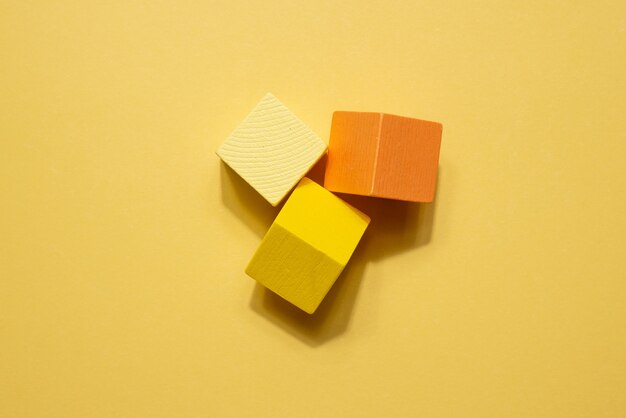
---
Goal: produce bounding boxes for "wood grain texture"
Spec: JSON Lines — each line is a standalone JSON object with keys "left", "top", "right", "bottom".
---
{"left": 245, "top": 178, "right": 370, "bottom": 314}
{"left": 217, "top": 93, "right": 327, "bottom": 206}
{"left": 324, "top": 111, "right": 442, "bottom": 202}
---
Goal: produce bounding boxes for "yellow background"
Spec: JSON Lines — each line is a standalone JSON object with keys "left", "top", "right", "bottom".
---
{"left": 1, "top": 1, "right": 625, "bottom": 417}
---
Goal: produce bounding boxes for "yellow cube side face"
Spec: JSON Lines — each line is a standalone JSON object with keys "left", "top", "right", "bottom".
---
{"left": 245, "top": 224, "right": 343, "bottom": 314}
{"left": 275, "top": 178, "right": 370, "bottom": 265}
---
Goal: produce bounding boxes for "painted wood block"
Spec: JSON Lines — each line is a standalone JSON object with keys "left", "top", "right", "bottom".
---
{"left": 246, "top": 178, "right": 370, "bottom": 314}
{"left": 324, "top": 111, "right": 443, "bottom": 202}
{"left": 217, "top": 93, "right": 327, "bottom": 206}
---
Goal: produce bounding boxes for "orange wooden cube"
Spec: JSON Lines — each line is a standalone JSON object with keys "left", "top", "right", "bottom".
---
{"left": 324, "top": 111, "right": 442, "bottom": 202}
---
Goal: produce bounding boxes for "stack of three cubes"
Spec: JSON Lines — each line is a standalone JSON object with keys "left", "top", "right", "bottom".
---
{"left": 217, "top": 93, "right": 442, "bottom": 313}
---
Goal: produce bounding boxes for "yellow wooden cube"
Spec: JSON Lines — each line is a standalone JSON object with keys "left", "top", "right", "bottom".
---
{"left": 246, "top": 178, "right": 370, "bottom": 313}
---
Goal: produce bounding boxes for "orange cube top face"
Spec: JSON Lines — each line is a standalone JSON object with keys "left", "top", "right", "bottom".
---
{"left": 324, "top": 111, "right": 442, "bottom": 202}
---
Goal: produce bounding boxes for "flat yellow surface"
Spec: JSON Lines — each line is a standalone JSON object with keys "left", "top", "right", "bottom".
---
{"left": 1, "top": 1, "right": 625, "bottom": 417}
{"left": 275, "top": 178, "right": 370, "bottom": 265}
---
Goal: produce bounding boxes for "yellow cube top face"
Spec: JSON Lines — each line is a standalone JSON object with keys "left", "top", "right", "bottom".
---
{"left": 275, "top": 178, "right": 370, "bottom": 265}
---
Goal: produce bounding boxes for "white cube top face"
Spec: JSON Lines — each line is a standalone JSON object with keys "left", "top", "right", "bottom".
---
{"left": 217, "top": 93, "right": 327, "bottom": 206}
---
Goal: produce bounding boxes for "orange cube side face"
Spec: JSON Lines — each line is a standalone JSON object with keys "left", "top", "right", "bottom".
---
{"left": 324, "top": 112, "right": 380, "bottom": 196}
{"left": 324, "top": 111, "right": 442, "bottom": 202}
{"left": 373, "top": 114, "right": 442, "bottom": 202}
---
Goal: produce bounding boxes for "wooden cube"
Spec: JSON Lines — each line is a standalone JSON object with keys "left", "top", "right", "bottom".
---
{"left": 217, "top": 93, "right": 327, "bottom": 206}
{"left": 246, "top": 178, "right": 370, "bottom": 313}
{"left": 324, "top": 111, "right": 443, "bottom": 202}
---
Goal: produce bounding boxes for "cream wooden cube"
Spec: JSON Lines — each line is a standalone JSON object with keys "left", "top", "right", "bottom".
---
{"left": 217, "top": 93, "right": 327, "bottom": 206}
